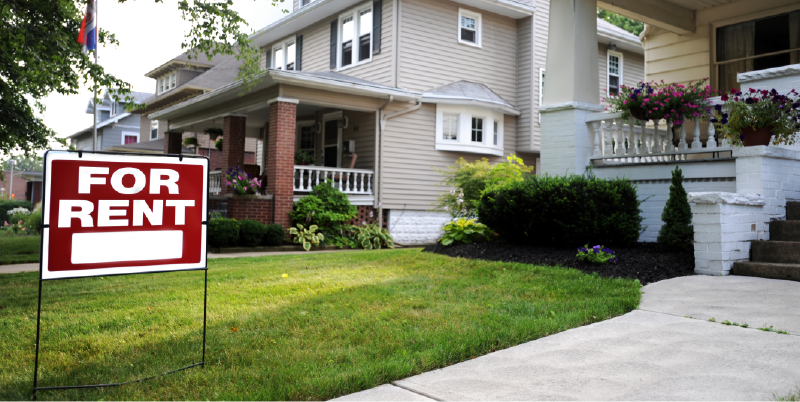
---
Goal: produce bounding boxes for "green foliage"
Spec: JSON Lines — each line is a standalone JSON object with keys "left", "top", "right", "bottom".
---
{"left": 657, "top": 167, "right": 693, "bottom": 249}
{"left": 295, "top": 150, "right": 315, "bottom": 165}
{"left": 263, "top": 224, "right": 286, "bottom": 247}
{"left": 215, "top": 138, "right": 223, "bottom": 151}
{"left": 183, "top": 137, "right": 199, "bottom": 147}
{"left": 289, "top": 224, "right": 325, "bottom": 251}
{"left": 576, "top": 245, "right": 618, "bottom": 264}
{"left": 439, "top": 218, "right": 493, "bottom": 246}
{"left": 350, "top": 224, "right": 394, "bottom": 250}
{"left": 711, "top": 89, "right": 800, "bottom": 146}
{"left": 597, "top": 8, "right": 644, "bottom": 36}
{"left": 290, "top": 180, "right": 357, "bottom": 231}
{"left": 208, "top": 218, "right": 240, "bottom": 248}
{"left": 1, "top": 155, "right": 42, "bottom": 172}
{"left": 0, "top": 200, "right": 31, "bottom": 222}
{"left": 27, "top": 209, "right": 43, "bottom": 234}
{"left": 238, "top": 220, "right": 266, "bottom": 247}
{"left": 0, "top": 235, "right": 40, "bottom": 264}
{"left": 435, "top": 154, "right": 534, "bottom": 217}
{"left": 478, "top": 174, "right": 642, "bottom": 246}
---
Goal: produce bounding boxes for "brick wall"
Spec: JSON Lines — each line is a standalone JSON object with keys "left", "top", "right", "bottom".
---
{"left": 266, "top": 101, "right": 297, "bottom": 230}
{"left": 164, "top": 132, "right": 183, "bottom": 154}
{"left": 198, "top": 148, "right": 255, "bottom": 171}
{"left": 227, "top": 197, "right": 273, "bottom": 224}
{"left": 221, "top": 116, "right": 247, "bottom": 195}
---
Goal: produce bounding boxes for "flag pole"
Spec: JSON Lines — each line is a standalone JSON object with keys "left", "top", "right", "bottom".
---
{"left": 91, "top": 0, "right": 98, "bottom": 152}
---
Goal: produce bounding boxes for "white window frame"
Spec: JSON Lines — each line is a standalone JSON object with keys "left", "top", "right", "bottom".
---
{"left": 607, "top": 50, "right": 623, "bottom": 96}
{"left": 150, "top": 120, "right": 158, "bottom": 140}
{"left": 471, "top": 117, "right": 484, "bottom": 143}
{"left": 121, "top": 131, "right": 139, "bottom": 145}
{"left": 435, "top": 104, "right": 503, "bottom": 156}
{"left": 271, "top": 36, "right": 297, "bottom": 71}
{"left": 157, "top": 72, "right": 177, "bottom": 95}
{"left": 336, "top": 3, "right": 373, "bottom": 71}
{"left": 442, "top": 113, "right": 459, "bottom": 141}
{"left": 458, "top": 8, "right": 481, "bottom": 47}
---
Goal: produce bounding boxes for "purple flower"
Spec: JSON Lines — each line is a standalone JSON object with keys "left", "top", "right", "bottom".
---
{"left": 714, "top": 104, "right": 722, "bottom": 111}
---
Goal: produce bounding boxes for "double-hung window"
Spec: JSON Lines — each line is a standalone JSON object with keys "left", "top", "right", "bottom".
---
{"left": 157, "top": 72, "right": 177, "bottom": 95}
{"left": 299, "top": 125, "right": 316, "bottom": 153}
{"left": 493, "top": 121, "right": 498, "bottom": 146}
{"left": 607, "top": 51, "right": 622, "bottom": 95}
{"left": 471, "top": 118, "right": 483, "bottom": 143}
{"left": 443, "top": 113, "right": 459, "bottom": 140}
{"left": 458, "top": 9, "right": 481, "bottom": 46}
{"left": 271, "top": 37, "right": 297, "bottom": 71}
{"left": 337, "top": 5, "right": 372, "bottom": 69}
{"left": 150, "top": 120, "right": 158, "bottom": 140}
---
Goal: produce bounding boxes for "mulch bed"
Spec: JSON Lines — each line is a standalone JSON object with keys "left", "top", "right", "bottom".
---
{"left": 423, "top": 242, "right": 695, "bottom": 284}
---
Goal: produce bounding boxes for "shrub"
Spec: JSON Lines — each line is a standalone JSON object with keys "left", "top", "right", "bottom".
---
{"left": 435, "top": 154, "right": 533, "bottom": 217}
{"left": 263, "top": 224, "right": 285, "bottom": 246}
{"left": 290, "top": 180, "right": 357, "bottom": 230}
{"left": 439, "top": 218, "right": 493, "bottom": 245}
{"left": 576, "top": 245, "right": 618, "bottom": 264}
{"left": 478, "top": 174, "right": 642, "bottom": 246}
{"left": 238, "top": 220, "right": 266, "bottom": 247}
{"left": 350, "top": 224, "right": 394, "bottom": 249}
{"left": 208, "top": 218, "right": 240, "bottom": 247}
{"left": 658, "top": 167, "right": 693, "bottom": 249}
{"left": 27, "top": 210, "right": 43, "bottom": 234}
{"left": 0, "top": 200, "right": 31, "bottom": 221}
{"left": 289, "top": 224, "right": 324, "bottom": 251}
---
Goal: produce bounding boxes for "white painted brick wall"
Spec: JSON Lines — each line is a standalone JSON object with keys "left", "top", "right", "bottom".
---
{"left": 540, "top": 104, "right": 603, "bottom": 176}
{"left": 388, "top": 210, "right": 451, "bottom": 245}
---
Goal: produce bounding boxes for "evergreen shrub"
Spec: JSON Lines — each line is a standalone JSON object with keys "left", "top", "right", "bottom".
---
{"left": 657, "top": 167, "right": 693, "bottom": 249}
{"left": 263, "top": 224, "right": 285, "bottom": 246}
{"left": 208, "top": 218, "right": 240, "bottom": 247}
{"left": 477, "top": 174, "right": 642, "bottom": 246}
{"left": 238, "top": 220, "right": 266, "bottom": 247}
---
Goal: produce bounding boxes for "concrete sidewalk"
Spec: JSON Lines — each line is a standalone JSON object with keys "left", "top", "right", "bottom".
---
{"left": 336, "top": 275, "right": 800, "bottom": 401}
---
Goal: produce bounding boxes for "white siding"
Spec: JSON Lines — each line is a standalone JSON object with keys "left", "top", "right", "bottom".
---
{"left": 598, "top": 45, "right": 645, "bottom": 104}
{"left": 516, "top": 16, "right": 533, "bottom": 152}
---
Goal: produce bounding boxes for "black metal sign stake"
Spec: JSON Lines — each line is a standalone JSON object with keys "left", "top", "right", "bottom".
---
{"left": 32, "top": 150, "right": 210, "bottom": 400}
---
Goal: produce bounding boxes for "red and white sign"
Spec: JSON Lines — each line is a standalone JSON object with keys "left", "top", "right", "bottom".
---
{"left": 41, "top": 152, "right": 208, "bottom": 280}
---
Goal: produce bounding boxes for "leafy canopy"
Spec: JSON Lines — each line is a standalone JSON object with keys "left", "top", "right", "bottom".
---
{"left": 597, "top": 8, "right": 644, "bottom": 36}
{"left": 0, "top": 0, "right": 286, "bottom": 158}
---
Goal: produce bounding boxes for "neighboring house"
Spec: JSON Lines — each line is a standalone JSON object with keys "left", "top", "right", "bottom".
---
{"left": 148, "top": 0, "right": 644, "bottom": 244}
{"left": 68, "top": 89, "right": 152, "bottom": 151}
{"left": 0, "top": 171, "right": 42, "bottom": 205}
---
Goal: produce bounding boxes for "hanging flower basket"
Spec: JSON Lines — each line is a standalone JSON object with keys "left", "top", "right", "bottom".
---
{"left": 205, "top": 127, "right": 223, "bottom": 141}
{"left": 711, "top": 88, "right": 800, "bottom": 147}
{"left": 740, "top": 127, "right": 774, "bottom": 147}
{"left": 628, "top": 106, "right": 648, "bottom": 121}
{"left": 183, "top": 137, "right": 199, "bottom": 148}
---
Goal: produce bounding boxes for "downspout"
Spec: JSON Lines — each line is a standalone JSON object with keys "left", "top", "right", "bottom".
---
{"left": 376, "top": 95, "right": 393, "bottom": 228}
{"left": 378, "top": 99, "right": 421, "bottom": 229}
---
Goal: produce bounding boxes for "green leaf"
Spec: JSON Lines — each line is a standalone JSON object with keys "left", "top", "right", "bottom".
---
{"left": 302, "top": 241, "right": 311, "bottom": 251}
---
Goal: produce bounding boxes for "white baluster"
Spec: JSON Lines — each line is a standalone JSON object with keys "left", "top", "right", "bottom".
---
{"left": 361, "top": 173, "right": 366, "bottom": 193}
{"left": 679, "top": 123, "right": 688, "bottom": 152}
{"left": 614, "top": 118, "right": 625, "bottom": 158}
{"left": 707, "top": 120, "right": 718, "bottom": 149}
{"left": 626, "top": 118, "right": 635, "bottom": 158}
{"left": 602, "top": 120, "right": 612, "bottom": 156}
{"left": 691, "top": 119, "right": 702, "bottom": 150}
{"left": 592, "top": 122, "right": 601, "bottom": 157}
{"left": 338, "top": 171, "right": 343, "bottom": 191}
{"left": 367, "top": 173, "right": 372, "bottom": 194}
{"left": 652, "top": 120, "right": 661, "bottom": 161}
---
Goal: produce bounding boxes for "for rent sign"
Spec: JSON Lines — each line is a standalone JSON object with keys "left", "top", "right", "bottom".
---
{"left": 41, "top": 152, "right": 208, "bottom": 279}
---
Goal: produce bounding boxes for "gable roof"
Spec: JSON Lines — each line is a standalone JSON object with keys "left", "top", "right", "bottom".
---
{"left": 597, "top": 18, "right": 643, "bottom": 55}
{"left": 144, "top": 50, "right": 222, "bottom": 79}
{"left": 422, "top": 81, "right": 520, "bottom": 115}
{"left": 68, "top": 112, "right": 138, "bottom": 139}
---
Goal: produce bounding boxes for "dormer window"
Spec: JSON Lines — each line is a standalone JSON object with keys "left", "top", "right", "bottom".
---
{"left": 158, "top": 72, "right": 177, "bottom": 95}
{"left": 271, "top": 37, "right": 297, "bottom": 71}
{"left": 458, "top": 9, "right": 481, "bottom": 47}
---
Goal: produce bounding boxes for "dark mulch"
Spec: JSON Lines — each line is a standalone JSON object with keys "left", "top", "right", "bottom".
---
{"left": 423, "top": 242, "right": 695, "bottom": 284}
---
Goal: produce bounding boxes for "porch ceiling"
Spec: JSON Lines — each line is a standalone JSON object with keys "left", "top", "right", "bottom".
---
{"left": 597, "top": 0, "right": 742, "bottom": 34}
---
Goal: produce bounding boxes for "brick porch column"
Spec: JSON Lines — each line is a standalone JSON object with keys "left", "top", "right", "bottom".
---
{"left": 164, "top": 131, "right": 183, "bottom": 154}
{"left": 221, "top": 116, "right": 247, "bottom": 195}
{"left": 266, "top": 99, "right": 298, "bottom": 229}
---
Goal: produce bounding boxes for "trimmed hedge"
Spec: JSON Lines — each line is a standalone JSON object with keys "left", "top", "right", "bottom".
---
{"left": 263, "top": 224, "right": 285, "bottom": 246}
{"left": 239, "top": 220, "right": 266, "bottom": 247}
{"left": 477, "top": 174, "right": 642, "bottom": 246}
{"left": 0, "top": 200, "right": 32, "bottom": 221}
{"left": 208, "top": 218, "right": 240, "bottom": 248}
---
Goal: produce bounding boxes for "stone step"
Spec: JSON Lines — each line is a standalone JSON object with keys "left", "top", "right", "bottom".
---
{"left": 751, "top": 240, "right": 800, "bottom": 264}
{"left": 732, "top": 261, "right": 800, "bottom": 282}
{"left": 788, "top": 202, "right": 800, "bottom": 221}
{"left": 769, "top": 220, "right": 800, "bottom": 242}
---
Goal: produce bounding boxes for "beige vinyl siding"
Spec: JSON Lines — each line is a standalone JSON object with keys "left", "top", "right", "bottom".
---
{"left": 281, "top": 85, "right": 386, "bottom": 111}
{"left": 642, "top": 0, "right": 800, "bottom": 88}
{"left": 342, "top": 111, "right": 376, "bottom": 170}
{"left": 379, "top": 104, "right": 523, "bottom": 211}
{"left": 516, "top": 16, "right": 533, "bottom": 152}
{"left": 530, "top": 0, "right": 550, "bottom": 152}
{"left": 397, "top": 0, "right": 518, "bottom": 104}
{"left": 598, "top": 46, "right": 645, "bottom": 104}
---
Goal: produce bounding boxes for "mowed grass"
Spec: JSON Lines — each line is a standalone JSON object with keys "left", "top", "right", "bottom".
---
{"left": 0, "top": 235, "right": 40, "bottom": 265}
{"left": 0, "top": 249, "right": 641, "bottom": 400}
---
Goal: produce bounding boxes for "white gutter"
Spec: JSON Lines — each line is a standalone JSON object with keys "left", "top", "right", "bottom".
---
{"left": 421, "top": 94, "right": 521, "bottom": 116}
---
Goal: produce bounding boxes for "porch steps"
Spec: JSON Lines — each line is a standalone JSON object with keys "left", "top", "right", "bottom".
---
{"left": 732, "top": 202, "right": 800, "bottom": 281}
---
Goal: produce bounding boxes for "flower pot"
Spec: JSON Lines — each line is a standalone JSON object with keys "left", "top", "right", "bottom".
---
{"left": 740, "top": 127, "right": 773, "bottom": 147}
{"left": 629, "top": 106, "right": 647, "bottom": 121}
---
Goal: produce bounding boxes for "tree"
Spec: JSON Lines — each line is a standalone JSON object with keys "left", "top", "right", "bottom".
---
{"left": 597, "top": 8, "right": 644, "bottom": 36}
{"left": 2, "top": 155, "right": 43, "bottom": 172}
{"left": 658, "top": 167, "right": 693, "bottom": 249}
{"left": 1, "top": 0, "right": 285, "bottom": 158}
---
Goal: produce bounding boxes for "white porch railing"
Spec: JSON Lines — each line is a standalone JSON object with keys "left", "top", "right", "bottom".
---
{"left": 586, "top": 107, "right": 731, "bottom": 165}
{"left": 209, "top": 171, "right": 222, "bottom": 195}
{"left": 294, "top": 166, "right": 374, "bottom": 195}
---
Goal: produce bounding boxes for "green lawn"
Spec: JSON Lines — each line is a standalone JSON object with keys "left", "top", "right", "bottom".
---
{"left": 0, "top": 249, "right": 641, "bottom": 400}
{"left": 0, "top": 235, "right": 40, "bottom": 265}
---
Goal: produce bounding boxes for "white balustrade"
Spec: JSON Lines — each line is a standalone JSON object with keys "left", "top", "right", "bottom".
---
{"left": 293, "top": 165, "right": 374, "bottom": 195}
{"left": 209, "top": 171, "right": 222, "bottom": 195}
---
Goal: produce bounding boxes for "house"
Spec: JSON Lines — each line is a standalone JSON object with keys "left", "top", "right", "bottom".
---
{"left": 68, "top": 89, "right": 152, "bottom": 151}
{"left": 146, "top": 0, "right": 644, "bottom": 244}
{"left": 123, "top": 51, "right": 258, "bottom": 168}
{"left": 536, "top": 0, "right": 800, "bottom": 276}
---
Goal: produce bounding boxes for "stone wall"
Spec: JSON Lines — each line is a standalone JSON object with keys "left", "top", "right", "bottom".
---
{"left": 388, "top": 210, "right": 451, "bottom": 245}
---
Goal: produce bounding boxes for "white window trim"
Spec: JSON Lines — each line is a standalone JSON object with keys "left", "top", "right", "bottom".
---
{"left": 435, "top": 104, "right": 503, "bottom": 156}
{"left": 157, "top": 72, "right": 177, "bottom": 95}
{"left": 607, "top": 50, "right": 623, "bottom": 96}
{"left": 538, "top": 67, "right": 545, "bottom": 124}
{"left": 441, "top": 113, "right": 460, "bottom": 141}
{"left": 336, "top": 3, "right": 373, "bottom": 72}
{"left": 121, "top": 131, "right": 139, "bottom": 145}
{"left": 458, "top": 8, "right": 482, "bottom": 48}
{"left": 270, "top": 36, "right": 297, "bottom": 71}
{"left": 150, "top": 120, "right": 159, "bottom": 140}
{"left": 295, "top": 120, "right": 317, "bottom": 152}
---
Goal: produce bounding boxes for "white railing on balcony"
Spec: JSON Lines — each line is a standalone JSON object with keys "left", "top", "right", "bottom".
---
{"left": 209, "top": 171, "right": 222, "bottom": 195}
{"left": 294, "top": 166, "right": 374, "bottom": 195}
{"left": 585, "top": 109, "right": 731, "bottom": 165}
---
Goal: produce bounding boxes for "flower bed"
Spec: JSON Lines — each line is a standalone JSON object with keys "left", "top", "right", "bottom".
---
{"left": 424, "top": 242, "right": 694, "bottom": 284}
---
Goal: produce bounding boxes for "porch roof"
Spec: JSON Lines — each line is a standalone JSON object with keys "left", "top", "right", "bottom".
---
{"left": 150, "top": 69, "right": 421, "bottom": 121}
{"left": 596, "top": 0, "right": 736, "bottom": 35}
{"left": 422, "top": 81, "right": 521, "bottom": 116}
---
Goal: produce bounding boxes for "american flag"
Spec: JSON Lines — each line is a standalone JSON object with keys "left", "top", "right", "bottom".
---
{"left": 77, "top": 0, "right": 97, "bottom": 54}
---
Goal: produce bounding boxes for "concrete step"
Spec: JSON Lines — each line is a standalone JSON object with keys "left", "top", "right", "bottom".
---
{"left": 788, "top": 202, "right": 800, "bottom": 221}
{"left": 732, "top": 261, "right": 800, "bottom": 282}
{"left": 751, "top": 241, "right": 800, "bottom": 264}
{"left": 769, "top": 220, "right": 800, "bottom": 242}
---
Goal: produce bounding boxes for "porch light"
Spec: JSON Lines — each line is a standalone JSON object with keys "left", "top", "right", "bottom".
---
{"left": 608, "top": 43, "right": 617, "bottom": 51}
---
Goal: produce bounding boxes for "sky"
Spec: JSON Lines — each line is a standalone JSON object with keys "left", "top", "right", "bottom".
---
{"left": 39, "top": 0, "right": 287, "bottom": 147}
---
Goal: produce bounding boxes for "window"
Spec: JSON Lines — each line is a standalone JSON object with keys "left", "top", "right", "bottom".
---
{"left": 300, "top": 0, "right": 314, "bottom": 6}
{"left": 274, "top": 46, "right": 284, "bottom": 70}
{"left": 123, "top": 132, "right": 139, "bottom": 145}
{"left": 607, "top": 51, "right": 622, "bottom": 95}
{"left": 157, "top": 72, "right": 177, "bottom": 95}
{"left": 715, "top": 10, "right": 800, "bottom": 91}
{"left": 458, "top": 9, "right": 481, "bottom": 46}
{"left": 443, "top": 113, "right": 458, "bottom": 140}
{"left": 271, "top": 37, "right": 297, "bottom": 71}
{"left": 493, "top": 121, "right": 498, "bottom": 146}
{"left": 337, "top": 5, "right": 372, "bottom": 69}
{"left": 471, "top": 118, "right": 483, "bottom": 142}
{"left": 150, "top": 120, "right": 158, "bottom": 140}
{"left": 286, "top": 42, "right": 296, "bottom": 70}
{"left": 299, "top": 125, "right": 316, "bottom": 152}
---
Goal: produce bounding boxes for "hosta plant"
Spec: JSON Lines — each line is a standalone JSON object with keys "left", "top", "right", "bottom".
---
{"left": 289, "top": 224, "right": 325, "bottom": 251}
{"left": 439, "top": 218, "right": 493, "bottom": 246}
{"left": 350, "top": 224, "right": 394, "bottom": 250}
{"left": 576, "top": 245, "right": 618, "bottom": 264}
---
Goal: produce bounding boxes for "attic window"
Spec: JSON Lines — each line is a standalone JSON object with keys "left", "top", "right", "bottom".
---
{"left": 158, "top": 72, "right": 177, "bottom": 95}
{"left": 458, "top": 9, "right": 481, "bottom": 47}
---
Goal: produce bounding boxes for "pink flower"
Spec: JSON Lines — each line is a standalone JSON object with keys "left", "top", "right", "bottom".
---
{"left": 18, "top": 220, "right": 22, "bottom": 225}
{"left": 3, "top": 221, "right": 7, "bottom": 226}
